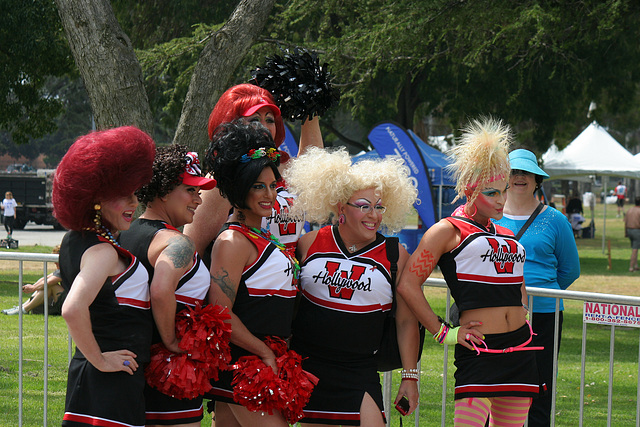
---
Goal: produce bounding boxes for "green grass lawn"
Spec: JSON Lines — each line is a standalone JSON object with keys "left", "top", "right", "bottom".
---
{"left": 0, "top": 272, "right": 69, "bottom": 427}
{"left": 1, "top": 202, "right": 639, "bottom": 426}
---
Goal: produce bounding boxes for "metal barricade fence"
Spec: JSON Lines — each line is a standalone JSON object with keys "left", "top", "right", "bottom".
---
{"left": 5, "top": 252, "right": 640, "bottom": 426}
{"left": 382, "top": 278, "right": 640, "bottom": 427}
{"left": 5, "top": 252, "right": 64, "bottom": 427}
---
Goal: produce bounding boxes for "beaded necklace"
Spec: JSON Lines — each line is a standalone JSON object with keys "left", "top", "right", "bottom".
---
{"left": 82, "top": 225, "right": 120, "bottom": 247}
{"left": 240, "top": 223, "right": 300, "bottom": 285}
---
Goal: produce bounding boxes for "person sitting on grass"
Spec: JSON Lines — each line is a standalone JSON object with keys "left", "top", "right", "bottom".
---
{"left": 2, "top": 245, "right": 66, "bottom": 315}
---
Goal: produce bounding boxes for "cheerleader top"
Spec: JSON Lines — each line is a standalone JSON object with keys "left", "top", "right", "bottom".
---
{"left": 293, "top": 225, "right": 394, "bottom": 359}
{"left": 262, "top": 182, "right": 305, "bottom": 253}
{"left": 119, "top": 218, "right": 210, "bottom": 308}
{"left": 222, "top": 222, "right": 298, "bottom": 339}
{"left": 438, "top": 216, "right": 526, "bottom": 312}
{"left": 59, "top": 230, "right": 153, "bottom": 362}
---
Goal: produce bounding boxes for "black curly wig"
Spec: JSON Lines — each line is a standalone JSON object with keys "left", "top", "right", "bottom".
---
{"left": 207, "top": 121, "right": 281, "bottom": 209}
{"left": 136, "top": 144, "right": 189, "bottom": 206}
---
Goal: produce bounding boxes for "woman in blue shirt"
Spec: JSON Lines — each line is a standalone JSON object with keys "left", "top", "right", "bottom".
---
{"left": 496, "top": 149, "right": 580, "bottom": 427}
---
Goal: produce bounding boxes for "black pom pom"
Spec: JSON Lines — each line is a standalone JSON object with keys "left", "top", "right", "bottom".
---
{"left": 251, "top": 48, "right": 340, "bottom": 122}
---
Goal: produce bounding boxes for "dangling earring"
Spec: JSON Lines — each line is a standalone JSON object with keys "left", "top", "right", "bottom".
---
{"left": 465, "top": 203, "right": 478, "bottom": 218}
{"left": 84, "top": 203, "right": 119, "bottom": 247}
{"left": 93, "top": 204, "right": 102, "bottom": 228}
{"left": 338, "top": 213, "right": 346, "bottom": 225}
{"left": 237, "top": 210, "right": 246, "bottom": 222}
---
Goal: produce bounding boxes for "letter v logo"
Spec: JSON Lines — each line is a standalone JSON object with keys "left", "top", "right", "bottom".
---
{"left": 486, "top": 238, "right": 516, "bottom": 274}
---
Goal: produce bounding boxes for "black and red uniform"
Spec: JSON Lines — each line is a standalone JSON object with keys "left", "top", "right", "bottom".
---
{"left": 119, "top": 219, "right": 210, "bottom": 425}
{"left": 440, "top": 217, "right": 541, "bottom": 400}
{"left": 201, "top": 183, "right": 305, "bottom": 270}
{"left": 206, "top": 222, "right": 298, "bottom": 404}
{"left": 60, "top": 231, "right": 152, "bottom": 427}
{"left": 292, "top": 225, "right": 395, "bottom": 425}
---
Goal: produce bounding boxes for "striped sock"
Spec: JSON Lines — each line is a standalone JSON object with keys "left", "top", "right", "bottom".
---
{"left": 454, "top": 397, "right": 491, "bottom": 427}
{"left": 488, "top": 396, "right": 532, "bottom": 426}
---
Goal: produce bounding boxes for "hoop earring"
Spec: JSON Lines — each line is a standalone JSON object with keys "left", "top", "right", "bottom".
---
{"left": 93, "top": 204, "right": 102, "bottom": 228}
{"left": 338, "top": 214, "right": 345, "bottom": 225}
{"left": 466, "top": 203, "right": 478, "bottom": 217}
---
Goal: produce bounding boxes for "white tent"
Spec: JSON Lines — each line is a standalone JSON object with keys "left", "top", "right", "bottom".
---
{"left": 542, "top": 121, "right": 640, "bottom": 252}
{"left": 542, "top": 121, "right": 640, "bottom": 179}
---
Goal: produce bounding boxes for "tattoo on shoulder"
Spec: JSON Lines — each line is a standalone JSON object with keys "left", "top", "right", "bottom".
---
{"left": 211, "top": 268, "right": 236, "bottom": 301}
{"left": 164, "top": 235, "right": 195, "bottom": 269}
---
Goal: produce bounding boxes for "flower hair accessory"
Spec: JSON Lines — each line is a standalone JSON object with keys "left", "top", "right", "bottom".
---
{"left": 239, "top": 147, "right": 281, "bottom": 163}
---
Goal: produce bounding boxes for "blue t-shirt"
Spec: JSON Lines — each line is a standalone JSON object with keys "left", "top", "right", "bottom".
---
{"left": 495, "top": 206, "right": 580, "bottom": 313}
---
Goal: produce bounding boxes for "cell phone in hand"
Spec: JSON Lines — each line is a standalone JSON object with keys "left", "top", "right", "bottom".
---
{"left": 395, "top": 396, "right": 410, "bottom": 416}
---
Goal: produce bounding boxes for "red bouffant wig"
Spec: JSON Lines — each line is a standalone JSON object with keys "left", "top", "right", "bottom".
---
{"left": 53, "top": 126, "right": 156, "bottom": 231}
{"left": 207, "top": 84, "right": 285, "bottom": 145}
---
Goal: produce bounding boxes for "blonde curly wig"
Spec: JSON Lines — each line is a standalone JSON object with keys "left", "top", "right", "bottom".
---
{"left": 283, "top": 147, "right": 417, "bottom": 233}
{"left": 447, "top": 117, "right": 512, "bottom": 206}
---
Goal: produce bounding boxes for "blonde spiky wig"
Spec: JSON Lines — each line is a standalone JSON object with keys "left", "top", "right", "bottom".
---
{"left": 283, "top": 147, "right": 417, "bottom": 233}
{"left": 447, "top": 117, "right": 512, "bottom": 206}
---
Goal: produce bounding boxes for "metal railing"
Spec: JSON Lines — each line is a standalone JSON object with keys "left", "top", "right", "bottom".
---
{"left": 382, "top": 279, "right": 640, "bottom": 427}
{"left": 5, "top": 252, "right": 640, "bottom": 427}
{"left": 5, "top": 252, "right": 63, "bottom": 427}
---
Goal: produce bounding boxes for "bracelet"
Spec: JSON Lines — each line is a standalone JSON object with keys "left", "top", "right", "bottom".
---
{"left": 401, "top": 368, "right": 420, "bottom": 381}
{"left": 523, "top": 304, "right": 530, "bottom": 311}
{"left": 433, "top": 322, "right": 449, "bottom": 344}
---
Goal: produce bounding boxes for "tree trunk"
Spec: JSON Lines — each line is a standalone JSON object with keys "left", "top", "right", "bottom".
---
{"left": 396, "top": 70, "right": 427, "bottom": 131}
{"left": 174, "top": 0, "right": 277, "bottom": 152}
{"left": 55, "top": 0, "right": 153, "bottom": 134}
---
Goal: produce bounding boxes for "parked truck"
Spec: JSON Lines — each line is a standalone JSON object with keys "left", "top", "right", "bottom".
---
{"left": 0, "top": 170, "right": 62, "bottom": 230}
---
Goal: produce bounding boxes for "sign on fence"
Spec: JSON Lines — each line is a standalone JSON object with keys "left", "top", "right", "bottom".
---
{"left": 583, "top": 301, "right": 640, "bottom": 327}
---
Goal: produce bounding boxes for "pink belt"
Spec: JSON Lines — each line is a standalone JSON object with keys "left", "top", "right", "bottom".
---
{"left": 470, "top": 321, "right": 544, "bottom": 356}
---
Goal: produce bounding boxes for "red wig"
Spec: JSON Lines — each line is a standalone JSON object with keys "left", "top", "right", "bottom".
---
{"left": 207, "top": 84, "right": 285, "bottom": 145}
{"left": 53, "top": 126, "right": 156, "bottom": 231}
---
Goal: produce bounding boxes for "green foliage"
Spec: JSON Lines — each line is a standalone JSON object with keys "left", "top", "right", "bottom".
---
{"left": 0, "top": 0, "right": 73, "bottom": 145}
{"left": 136, "top": 23, "right": 224, "bottom": 138}
{"left": 111, "top": 0, "right": 237, "bottom": 49}
{"left": 9, "top": 0, "right": 640, "bottom": 161}
{"left": 268, "top": 0, "right": 640, "bottom": 150}
{"left": 0, "top": 77, "right": 93, "bottom": 166}
{"left": 112, "top": 0, "right": 237, "bottom": 142}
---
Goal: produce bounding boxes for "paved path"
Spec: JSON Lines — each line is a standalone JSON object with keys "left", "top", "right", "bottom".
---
{"left": 7, "top": 223, "right": 67, "bottom": 248}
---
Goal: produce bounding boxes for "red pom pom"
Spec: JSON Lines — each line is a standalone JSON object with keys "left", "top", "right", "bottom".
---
{"left": 231, "top": 336, "right": 318, "bottom": 424}
{"left": 145, "top": 303, "right": 232, "bottom": 400}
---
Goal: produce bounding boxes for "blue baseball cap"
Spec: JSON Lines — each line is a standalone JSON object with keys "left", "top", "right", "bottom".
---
{"left": 509, "top": 149, "right": 549, "bottom": 178}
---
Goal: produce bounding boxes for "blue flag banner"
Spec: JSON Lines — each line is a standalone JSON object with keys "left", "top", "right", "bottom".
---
{"left": 279, "top": 124, "right": 299, "bottom": 158}
{"left": 367, "top": 122, "right": 437, "bottom": 228}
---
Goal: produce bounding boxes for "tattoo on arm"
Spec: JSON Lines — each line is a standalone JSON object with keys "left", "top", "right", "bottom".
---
{"left": 211, "top": 268, "right": 237, "bottom": 302}
{"left": 164, "top": 236, "right": 195, "bottom": 269}
{"left": 408, "top": 249, "right": 437, "bottom": 280}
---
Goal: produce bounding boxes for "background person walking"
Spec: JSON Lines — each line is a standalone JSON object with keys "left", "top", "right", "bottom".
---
{"left": 615, "top": 181, "right": 627, "bottom": 217}
{"left": 1, "top": 191, "right": 18, "bottom": 238}
{"left": 624, "top": 197, "right": 640, "bottom": 272}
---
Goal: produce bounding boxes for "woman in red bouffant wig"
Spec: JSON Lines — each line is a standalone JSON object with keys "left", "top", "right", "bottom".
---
{"left": 54, "top": 126, "right": 156, "bottom": 427}
{"left": 185, "top": 83, "right": 323, "bottom": 262}
{"left": 207, "top": 84, "right": 286, "bottom": 145}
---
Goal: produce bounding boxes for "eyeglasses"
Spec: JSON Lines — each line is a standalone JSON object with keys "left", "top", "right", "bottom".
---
{"left": 511, "top": 169, "right": 533, "bottom": 176}
{"left": 346, "top": 202, "right": 387, "bottom": 214}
